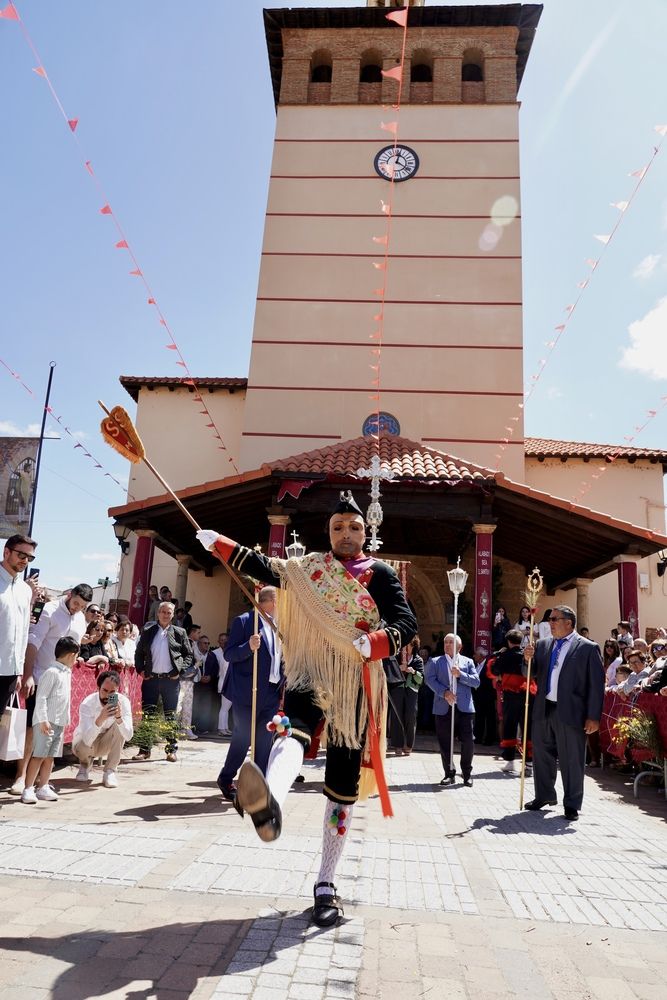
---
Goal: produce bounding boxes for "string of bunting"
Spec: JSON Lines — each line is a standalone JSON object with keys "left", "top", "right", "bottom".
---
{"left": 493, "top": 124, "right": 667, "bottom": 469}
{"left": 1, "top": 1, "right": 240, "bottom": 476}
{"left": 367, "top": 7, "right": 409, "bottom": 443}
{"left": 0, "top": 355, "right": 131, "bottom": 496}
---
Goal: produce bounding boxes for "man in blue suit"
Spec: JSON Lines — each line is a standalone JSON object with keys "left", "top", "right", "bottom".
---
{"left": 524, "top": 604, "right": 604, "bottom": 821}
{"left": 217, "top": 587, "right": 284, "bottom": 800}
{"left": 425, "top": 633, "right": 479, "bottom": 787}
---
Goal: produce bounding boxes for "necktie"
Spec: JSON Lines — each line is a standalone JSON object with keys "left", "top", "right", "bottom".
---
{"left": 546, "top": 638, "right": 565, "bottom": 698}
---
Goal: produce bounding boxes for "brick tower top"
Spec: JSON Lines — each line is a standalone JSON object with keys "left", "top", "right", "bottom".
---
{"left": 264, "top": 4, "right": 542, "bottom": 108}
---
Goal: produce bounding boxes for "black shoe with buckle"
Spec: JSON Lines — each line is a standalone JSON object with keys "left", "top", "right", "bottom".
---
{"left": 312, "top": 881, "right": 344, "bottom": 928}
{"left": 236, "top": 760, "right": 282, "bottom": 842}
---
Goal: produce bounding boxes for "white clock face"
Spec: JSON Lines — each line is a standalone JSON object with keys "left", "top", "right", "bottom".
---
{"left": 373, "top": 144, "right": 419, "bottom": 182}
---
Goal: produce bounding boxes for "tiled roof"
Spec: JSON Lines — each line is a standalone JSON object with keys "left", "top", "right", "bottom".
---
{"left": 525, "top": 437, "right": 667, "bottom": 462}
{"left": 120, "top": 375, "right": 247, "bottom": 402}
{"left": 270, "top": 436, "right": 494, "bottom": 482}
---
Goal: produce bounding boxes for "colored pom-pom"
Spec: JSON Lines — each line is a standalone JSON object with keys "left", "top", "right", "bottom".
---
{"left": 272, "top": 714, "right": 282, "bottom": 725}
{"left": 338, "top": 826, "right": 346, "bottom": 836}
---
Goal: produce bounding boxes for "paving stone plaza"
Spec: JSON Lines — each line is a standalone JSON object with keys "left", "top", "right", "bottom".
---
{"left": 1, "top": 737, "right": 666, "bottom": 999}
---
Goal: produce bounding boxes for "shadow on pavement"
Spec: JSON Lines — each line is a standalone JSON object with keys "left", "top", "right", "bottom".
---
{"left": 113, "top": 794, "right": 233, "bottom": 822}
{"left": 0, "top": 910, "right": 343, "bottom": 1000}
{"left": 469, "top": 813, "right": 576, "bottom": 836}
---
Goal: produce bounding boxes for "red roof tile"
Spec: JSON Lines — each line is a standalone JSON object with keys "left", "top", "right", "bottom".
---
{"left": 120, "top": 375, "right": 247, "bottom": 402}
{"left": 270, "top": 436, "right": 495, "bottom": 482}
{"left": 525, "top": 437, "right": 667, "bottom": 463}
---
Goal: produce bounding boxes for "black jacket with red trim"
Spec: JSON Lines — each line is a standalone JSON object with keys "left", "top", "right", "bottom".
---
{"left": 488, "top": 646, "right": 536, "bottom": 695}
{"left": 213, "top": 537, "right": 416, "bottom": 661}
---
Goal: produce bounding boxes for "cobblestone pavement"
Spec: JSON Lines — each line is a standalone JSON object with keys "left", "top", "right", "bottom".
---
{"left": 0, "top": 735, "right": 666, "bottom": 999}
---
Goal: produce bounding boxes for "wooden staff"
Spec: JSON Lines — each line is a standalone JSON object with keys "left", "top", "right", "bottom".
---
{"left": 98, "top": 400, "right": 277, "bottom": 635}
{"left": 519, "top": 568, "right": 543, "bottom": 809}
{"left": 249, "top": 560, "right": 262, "bottom": 763}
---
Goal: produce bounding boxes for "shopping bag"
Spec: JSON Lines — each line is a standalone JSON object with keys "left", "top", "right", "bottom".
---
{"left": 0, "top": 691, "right": 27, "bottom": 761}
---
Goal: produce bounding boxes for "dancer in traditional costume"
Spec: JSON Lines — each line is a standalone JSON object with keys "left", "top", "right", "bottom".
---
{"left": 196, "top": 491, "right": 416, "bottom": 926}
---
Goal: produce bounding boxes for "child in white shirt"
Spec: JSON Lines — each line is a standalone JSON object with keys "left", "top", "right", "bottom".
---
{"left": 21, "top": 636, "right": 79, "bottom": 804}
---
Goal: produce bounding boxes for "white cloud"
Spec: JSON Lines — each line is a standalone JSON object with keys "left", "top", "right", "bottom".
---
{"left": 620, "top": 296, "right": 667, "bottom": 380}
{"left": 0, "top": 420, "right": 58, "bottom": 438}
{"left": 633, "top": 253, "right": 662, "bottom": 280}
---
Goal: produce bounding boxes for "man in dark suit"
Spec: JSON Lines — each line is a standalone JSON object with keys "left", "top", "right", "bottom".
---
{"left": 524, "top": 604, "right": 604, "bottom": 820}
{"left": 217, "top": 586, "right": 284, "bottom": 800}
{"left": 134, "top": 601, "right": 194, "bottom": 761}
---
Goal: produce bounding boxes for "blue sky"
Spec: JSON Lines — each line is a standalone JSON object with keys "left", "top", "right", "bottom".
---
{"left": 1, "top": 0, "right": 666, "bottom": 590}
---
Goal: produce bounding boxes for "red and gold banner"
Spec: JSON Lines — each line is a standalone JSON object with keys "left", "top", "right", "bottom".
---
{"left": 617, "top": 561, "right": 640, "bottom": 639}
{"left": 473, "top": 530, "right": 494, "bottom": 654}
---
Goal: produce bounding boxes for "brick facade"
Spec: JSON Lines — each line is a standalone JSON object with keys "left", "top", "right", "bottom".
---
{"left": 280, "top": 26, "right": 519, "bottom": 106}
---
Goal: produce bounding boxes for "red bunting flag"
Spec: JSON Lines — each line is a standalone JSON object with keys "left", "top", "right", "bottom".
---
{"left": 380, "top": 201, "right": 391, "bottom": 216}
{"left": 372, "top": 235, "right": 388, "bottom": 245}
{"left": 577, "top": 280, "right": 589, "bottom": 289}
{"left": 654, "top": 124, "right": 667, "bottom": 136}
{"left": 33, "top": 66, "right": 46, "bottom": 78}
{"left": 381, "top": 66, "right": 403, "bottom": 83}
{"left": 373, "top": 261, "right": 386, "bottom": 270}
{"left": 147, "top": 297, "right": 155, "bottom": 304}
{"left": 386, "top": 8, "right": 408, "bottom": 27}
{"left": 165, "top": 344, "right": 177, "bottom": 350}
{"left": 176, "top": 361, "right": 186, "bottom": 367}
{"left": 100, "top": 204, "right": 112, "bottom": 215}
{"left": 68, "top": 119, "right": 78, "bottom": 132}
{"left": 585, "top": 258, "right": 598, "bottom": 269}
{"left": 115, "top": 240, "right": 128, "bottom": 249}
{"left": 0, "top": 3, "right": 19, "bottom": 20}
{"left": 129, "top": 268, "right": 142, "bottom": 276}
{"left": 380, "top": 121, "right": 398, "bottom": 135}
{"left": 159, "top": 319, "right": 167, "bottom": 326}
{"left": 85, "top": 161, "right": 94, "bottom": 175}
{"left": 183, "top": 379, "right": 195, "bottom": 386}
{"left": 629, "top": 167, "right": 648, "bottom": 179}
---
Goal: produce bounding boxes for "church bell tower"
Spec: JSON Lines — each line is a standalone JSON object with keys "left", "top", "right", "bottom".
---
{"left": 239, "top": 4, "right": 541, "bottom": 479}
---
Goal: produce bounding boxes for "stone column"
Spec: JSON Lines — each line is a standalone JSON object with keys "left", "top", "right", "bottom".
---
{"left": 615, "top": 557, "right": 641, "bottom": 639}
{"left": 128, "top": 529, "right": 156, "bottom": 628}
{"left": 174, "top": 554, "right": 191, "bottom": 609}
{"left": 574, "top": 579, "right": 591, "bottom": 632}
{"left": 472, "top": 524, "right": 496, "bottom": 655}
{"left": 267, "top": 510, "right": 291, "bottom": 559}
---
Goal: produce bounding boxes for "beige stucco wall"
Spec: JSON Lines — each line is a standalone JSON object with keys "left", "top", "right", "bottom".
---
{"left": 525, "top": 457, "right": 667, "bottom": 640}
{"left": 128, "top": 385, "right": 246, "bottom": 500}
{"left": 241, "top": 103, "right": 525, "bottom": 478}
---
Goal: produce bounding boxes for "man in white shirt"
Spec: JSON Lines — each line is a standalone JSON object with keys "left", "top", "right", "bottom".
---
{"left": 72, "top": 669, "right": 133, "bottom": 787}
{"left": 214, "top": 632, "right": 231, "bottom": 735}
{"left": 0, "top": 534, "right": 36, "bottom": 720}
{"left": 11, "top": 581, "right": 91, "bottom": 795}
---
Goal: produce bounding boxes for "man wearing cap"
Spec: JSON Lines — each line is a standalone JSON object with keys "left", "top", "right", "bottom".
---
{"left": 197, "top": 491, "right": 416, "bottom": 927}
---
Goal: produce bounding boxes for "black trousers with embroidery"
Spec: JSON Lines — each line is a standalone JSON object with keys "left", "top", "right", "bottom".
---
{"left": 284, "top": 687, "right": 363, "bottom": 805}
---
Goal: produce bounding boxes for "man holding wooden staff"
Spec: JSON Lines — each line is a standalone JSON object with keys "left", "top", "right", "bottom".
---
{"left": 197, "top": 491, "right": 416, "bottom": 926}
{"left": 523, "top": 605, "right": 604, "bottom": 821}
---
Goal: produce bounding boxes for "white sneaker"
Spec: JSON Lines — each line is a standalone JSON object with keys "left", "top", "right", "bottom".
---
{"left": 9, "top": 778, "right": 25, "bottom": 796}
{"left": 102, "top": 770, "right": 118, "bottom": 788}
{"left": 502, "top": 760, "right": 517, "bottom": 774}
{"left": 21, "top": 786, "right": 37, "bottom": 804}
{"left": 76, "top": 766, "right": 92, "bottom": 782}
{"left": 36, "top": 784, "right": 58, "bottom": 801}
{"left": 184, "top": 728, "right": 198, "bottom": 740}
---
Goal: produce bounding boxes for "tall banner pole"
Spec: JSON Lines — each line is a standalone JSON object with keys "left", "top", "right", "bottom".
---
{"left": 519, "top": 568, "right": 543, "bottom": 809}
{"left": 27, "top": 361, "right": 56, "bottom": 542}
{"left": 447, "top": 558, "right": 468, "bottom": 784}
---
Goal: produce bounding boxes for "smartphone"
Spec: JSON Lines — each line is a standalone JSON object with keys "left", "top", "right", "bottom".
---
{"left": 28, "top": 567, "right": 40, "bottom": 579}
{"left": 32, "top": 600, "right": 45, "bottom": 623}
{"left": 107, "top": 692, "right": 118, "bottom": 709}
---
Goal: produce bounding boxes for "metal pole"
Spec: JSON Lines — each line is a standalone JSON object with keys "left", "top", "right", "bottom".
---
{"left": 449, "top": 592, "right": 459, "bottom": 782}
{"left": 27, "top": 361, "right": 56, "bottom": 542}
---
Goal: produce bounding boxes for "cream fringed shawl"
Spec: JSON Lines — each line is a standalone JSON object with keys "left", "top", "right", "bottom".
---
{"left": 270, "top": 552, "right": 387, "bottom": 761}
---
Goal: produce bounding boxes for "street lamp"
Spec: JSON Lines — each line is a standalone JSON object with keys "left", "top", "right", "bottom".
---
{"left": 446, "top": 557, "right": 468, "bottom": 782}
{"left": 286, "top": 531, "right": 306, "bottom": 559}
{"left": 113, "top": 521, "right": 131, "bottom": 555}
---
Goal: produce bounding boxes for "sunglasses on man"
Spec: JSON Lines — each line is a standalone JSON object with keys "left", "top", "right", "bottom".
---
{"left": 9, "top": 548, "right": 36, "bottom": 563}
